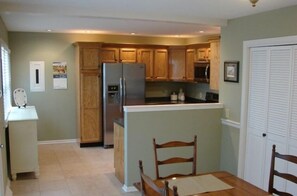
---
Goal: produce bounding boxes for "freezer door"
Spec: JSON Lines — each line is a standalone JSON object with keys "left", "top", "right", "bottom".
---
{"left": 102, "top": 63, "right": 122, "bottom": 147}
{"left": 122, "top": 63, "right": 146, "bottom": 105}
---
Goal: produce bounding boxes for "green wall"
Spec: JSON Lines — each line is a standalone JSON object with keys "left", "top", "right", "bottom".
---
{"left": 219, "top": 5, "right": 297, "bottom": 174}
{"left": 124, "top": 108, "right": 222, "bottom": 186}
{"left": 8, "top": 32, "right": 211, "bottom": 141}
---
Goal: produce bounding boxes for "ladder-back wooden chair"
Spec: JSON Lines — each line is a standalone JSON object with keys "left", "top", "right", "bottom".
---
{"left": 153, "top": 135, "right": 197, "bottom": 180}
{"left": 138, "top": 160, "right": 178, "bottom": 196}
{"left": 268, "top": 144, "right": 297, "bottom": 196}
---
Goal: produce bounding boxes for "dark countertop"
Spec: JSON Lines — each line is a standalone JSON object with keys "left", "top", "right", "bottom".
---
{"left": 145, "top": 97, "right": 206, "bottom": 105}
{"left": 114, "top": 118, "right": 124, "bottom": 127}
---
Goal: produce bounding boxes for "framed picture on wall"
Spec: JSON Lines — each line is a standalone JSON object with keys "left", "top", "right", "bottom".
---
{"left": 224, "top": 61, "right": 239, "bottom": 83}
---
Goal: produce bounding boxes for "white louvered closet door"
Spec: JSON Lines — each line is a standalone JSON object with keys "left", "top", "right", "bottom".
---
{"left": 262, "top": 46, "right": 292, "bottom": 192}
{"left": 244, "top": 47, "right": 269, "bottom": 188}
{"left": 286, "top": 46, "right": 297, "bottom": 195}
{"left": 245, "top": 45, "right": 297, "bottom": 194}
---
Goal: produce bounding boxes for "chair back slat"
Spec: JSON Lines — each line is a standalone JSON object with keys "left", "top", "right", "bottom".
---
{"left": 153, "top": 135, "right": 197, "bottom": 180}
{"left": 268, "top": 145, "right": 297, "bottom": 196}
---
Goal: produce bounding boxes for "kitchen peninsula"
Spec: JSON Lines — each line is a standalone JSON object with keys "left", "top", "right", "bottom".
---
{"left": 114, "top": 102, "right": 223, "bottom": 191}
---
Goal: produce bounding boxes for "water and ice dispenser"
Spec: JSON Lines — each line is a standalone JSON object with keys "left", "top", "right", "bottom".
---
{"left": 107, "top": 85, "right": 120, "bottom": 104}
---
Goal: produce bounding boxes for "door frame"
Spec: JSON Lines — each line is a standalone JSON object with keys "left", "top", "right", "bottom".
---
{"left": 0, "top": 142, "right": 4, "bottom": 196}
{"left": 238, "top": 35, "right": 297, "bottom": 178}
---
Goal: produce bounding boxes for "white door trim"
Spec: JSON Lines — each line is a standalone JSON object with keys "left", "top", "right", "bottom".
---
{"left": 238, "top": 35, "right": 297, "bottom": 178}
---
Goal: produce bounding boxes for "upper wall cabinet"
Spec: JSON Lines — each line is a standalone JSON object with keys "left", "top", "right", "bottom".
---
{"left": 101, "top": 48, "right": 119, "bottom": 63}
{"left": 185, "top": 49, "right": 195, "bottom": 81}
{"left": 153, "top": 49, "right": 168, "bottom": 80}
{"left": 196, "top": 48, "right": 210, "bottom": 61}
{"left": 120, "top": 48, "right": 137, "bottom": 63}
{"left": 209, "top": 39, "right": 220, "bottom": 91}
{"left": 79, "top": 43, "right": 101, "bottom": 70}
{"left": 101, "top": 47, "right": 137, "bottom": 63}
{"left": 169, "top": 47, "right": 186, "bottom": 81}
{"left": 137, "top": 49, "right": 154, "bottom": 80}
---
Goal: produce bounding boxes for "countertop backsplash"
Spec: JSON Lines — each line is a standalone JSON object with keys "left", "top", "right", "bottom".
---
{"left": 145, "top": 81, "right": 218, "bottom": 101}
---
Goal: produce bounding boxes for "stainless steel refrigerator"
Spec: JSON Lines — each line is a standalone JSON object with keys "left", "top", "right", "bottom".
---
{"left": 102, "top": 63, "right": 145, "bottom": 148}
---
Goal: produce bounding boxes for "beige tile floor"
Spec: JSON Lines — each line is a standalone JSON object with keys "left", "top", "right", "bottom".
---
{"left": 10, "top": 143, "right": 140, "bottom": 196}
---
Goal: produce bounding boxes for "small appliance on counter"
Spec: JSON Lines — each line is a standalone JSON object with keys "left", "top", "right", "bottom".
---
{"left": 205, "top": 92, "right": 219, "bottom": 103}
{"left": 178, "top": 89, "right": 185, "bottom": 101}
{"left": 170, "top": 92, "right": 177, "bottom": 101}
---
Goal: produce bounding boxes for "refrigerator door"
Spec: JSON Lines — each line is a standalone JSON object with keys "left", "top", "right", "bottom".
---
{"left": 123, "top": 63, "right": 146, "bottom": 105}
{"left": 102, "top": 63, "right": 122, "bottom": 148}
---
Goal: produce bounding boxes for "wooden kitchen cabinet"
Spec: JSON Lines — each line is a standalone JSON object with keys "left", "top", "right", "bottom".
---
{"left": 114, "top": 122, "right": 124, "bottom": 184}
{"left": 196, "top": 48, "right": 210, "bottom": 61}
{"left": 8, "top": 106, "right": 39, "bottom": 181}
{"left": 186, "top": 49, "right": 195, "bottom": 81}
{"left": 153, "top": 49, "right": 168, "bottom": 80}
{"left": 101, "top": 47, "right": 119, "bottom": 63}
{"left": 75, "top": 42, "right": 102, "bottom": 146}
{"left": 209, "top": 39, "right": 220, "bottom": 91}
{"left": 120, "top": 48, "right": 137, "bottom": 62}
{"left": 137, "top": 49, "right": 154, "bottom": 80}
{"left": 80, "top": 70, "right": 102, "bottom": 143}
{"left": 101, "top": 47, "right": 137, "bottom": 63}
{"left": 80, "top": 48, "right": 100, "bottom": 70}
{"left": 169, "top": 47, "right": 186, "bottom": 81}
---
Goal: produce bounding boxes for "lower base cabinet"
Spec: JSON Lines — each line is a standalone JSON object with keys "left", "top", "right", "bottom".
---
{"left": 8, "top": 106, "right": 39, "bottom": 181}
{"left": 114, "top": 122, "right": 124, "bottom": 184}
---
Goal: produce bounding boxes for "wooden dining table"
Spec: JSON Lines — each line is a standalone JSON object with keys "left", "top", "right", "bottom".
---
{"left": 134, "top": 171, "right": 271, "bottom": 196}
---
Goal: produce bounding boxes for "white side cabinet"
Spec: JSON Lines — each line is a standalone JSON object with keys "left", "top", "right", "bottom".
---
{"left": 8, "top": 106, "right": 39, "bottom": 181}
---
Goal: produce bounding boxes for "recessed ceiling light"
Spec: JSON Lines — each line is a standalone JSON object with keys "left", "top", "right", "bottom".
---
{"left": 47, "top": 29, "right": 52, "bottom": 32}
{"left": 199, "top": 31, "right": 204, "bottom": 33}
{"left": 130, "top": 33, "right": 136, "bottom": 35}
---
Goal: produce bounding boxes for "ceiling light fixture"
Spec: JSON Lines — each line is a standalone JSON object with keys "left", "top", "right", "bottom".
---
{"left": 250, "top": 0, "right": 259, "bottom": 7}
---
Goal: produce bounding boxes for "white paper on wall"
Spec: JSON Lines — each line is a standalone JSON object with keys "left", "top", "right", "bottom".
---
{"left": 53, "top": 61, "right": 67, "bottom": 89}
{"left": 30, "top": 61, "right": 45, "bottom": 92}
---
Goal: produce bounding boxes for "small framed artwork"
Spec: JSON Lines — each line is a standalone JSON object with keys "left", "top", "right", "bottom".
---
{"left": 224, "top": 61, "right": 239, "bottom": 83}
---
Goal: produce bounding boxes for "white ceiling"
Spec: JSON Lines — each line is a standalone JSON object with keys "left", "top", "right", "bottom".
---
{"left": 0, "top": 0, "right": 297, "bottom": 38}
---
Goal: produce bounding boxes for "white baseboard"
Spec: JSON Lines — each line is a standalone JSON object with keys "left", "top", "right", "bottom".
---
{"left": 122, "top": 184, "right": 138, "bottom": 192}
{"left": 38, "top": 139, "right": 78, "bottom": 145}
{"left": 5, "top": 178, "right": 12, "bottom": 196}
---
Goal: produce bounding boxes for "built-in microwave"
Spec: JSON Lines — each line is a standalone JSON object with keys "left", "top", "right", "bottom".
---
{"left": 194, "top": 62, "right": 210, "bottom": 83}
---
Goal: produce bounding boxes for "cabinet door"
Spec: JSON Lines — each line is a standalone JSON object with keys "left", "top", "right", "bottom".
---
{"left": 120, "top": 48, "right": 137, "bottom": 63}
{"left": 196, "top": 48, "right": 210, "bottom": 61}
{"left": 101, "top": 48, "right": 119, "bottom": 63}
{"left": 138, "top": 49, "right": 154, "bottom": 80}
{"left": 80, "top": 71, "right": 102, "bottom": 143}
{"left": 80, "top": 48, "right": 99, "bottom": 70}
{"left": 186, "top": 49, "right": 195, "bottom": 81}
{"left": 154, "top": 49, "right": 168, "bottom": 80}
{"left": 169, "top": 48, "right": 186, "bottom": 81}
{"left": 114, "top": 123, "right": 124, "bottom": 184}
{"left": 209, "top": 40, "right": 220, "bottom": 90}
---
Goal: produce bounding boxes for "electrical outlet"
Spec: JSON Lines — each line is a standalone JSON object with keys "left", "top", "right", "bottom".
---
{"left": 199, "top": 92, "right": 203, "bottom": 99}
{"left": 225, "top": 108, "right": 230, "bottom": 119}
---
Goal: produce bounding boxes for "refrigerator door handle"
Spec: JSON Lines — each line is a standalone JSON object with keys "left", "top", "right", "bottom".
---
{"left": 123, "top": 77, "right": 126, "bottom": 106}
{"left": 119, "top": 77, "right": 123, "bottom": 113}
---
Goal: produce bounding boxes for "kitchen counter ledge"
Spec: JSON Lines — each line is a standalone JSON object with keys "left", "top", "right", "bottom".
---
{"left": 124, "top": 102, "right": 223, "bottom": 112}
